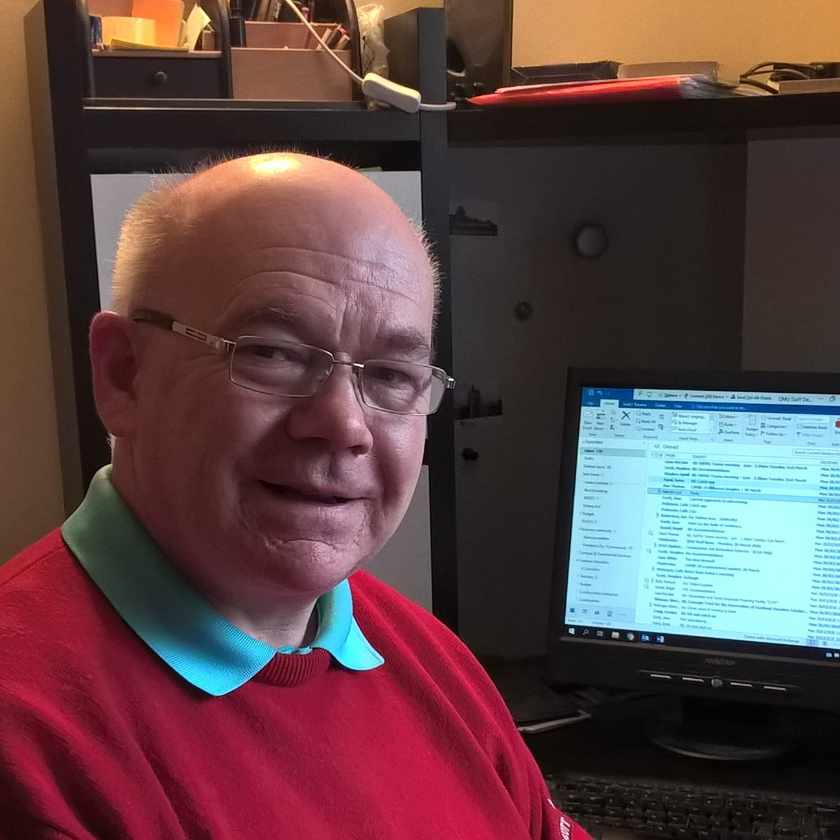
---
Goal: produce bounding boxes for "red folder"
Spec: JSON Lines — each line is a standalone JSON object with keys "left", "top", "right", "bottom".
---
{"left": 468, "top": 76, "right": 691, "bottom": 107}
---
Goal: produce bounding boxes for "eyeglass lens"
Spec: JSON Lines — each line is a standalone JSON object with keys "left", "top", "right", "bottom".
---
{"left": 230, "top": 338, "right": 445, "bottom": 415}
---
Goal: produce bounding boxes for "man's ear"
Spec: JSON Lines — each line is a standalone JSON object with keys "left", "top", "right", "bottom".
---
{"left": 89, "top": 312, "right": 140, "bottom": 439}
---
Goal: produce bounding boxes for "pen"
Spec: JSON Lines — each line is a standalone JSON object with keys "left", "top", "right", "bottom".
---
{"left": 315, "top": 24, "right": 335, "bottom": 50}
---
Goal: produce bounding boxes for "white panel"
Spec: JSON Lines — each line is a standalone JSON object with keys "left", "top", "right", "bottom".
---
{"left": 363, "top": 171, "right": 423, "bottom": 225}
{"left": 365, "top": 466, "right": 432, "bottom": 610}
{"left": 91, "top": 173, "right": 172, "bottom": 310}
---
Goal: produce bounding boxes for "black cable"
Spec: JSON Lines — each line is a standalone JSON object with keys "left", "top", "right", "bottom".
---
{"left": 771, "top": 69, "right": 812, "bottom": 81}
{"left": 741, "top": 60, "right": 817, "bottom": 79}
{"left": 742, "top": 68, "right": 811, "bottom": 82}
{"left": 737, "top": 78, "right": 779, "bottom": 94}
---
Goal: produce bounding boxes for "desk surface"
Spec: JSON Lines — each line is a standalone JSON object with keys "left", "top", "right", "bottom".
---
{"left": 480, "top": 658, "right": 840, "bottom": 797}
{"left": 523, "top": 697, "right": 840, "bottom": 799}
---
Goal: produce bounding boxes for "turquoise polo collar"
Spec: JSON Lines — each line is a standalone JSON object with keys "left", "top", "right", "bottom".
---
{"left": 61, "top": 467, "right": 383, "bottom": 696}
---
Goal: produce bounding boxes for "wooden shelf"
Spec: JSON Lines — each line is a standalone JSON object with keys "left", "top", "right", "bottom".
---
{"left": 448, "top": 92, "right": 840, "bottom": 145}
{"left": 84, "top": 99, "right": 421, "bottom": 148}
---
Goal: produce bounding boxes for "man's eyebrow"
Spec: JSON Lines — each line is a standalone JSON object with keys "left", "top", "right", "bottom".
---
{"left": 220, "top": 306, "right": 432, "bottom": 357}
{"left": 221, "top": 305, "right": 298, "bottom": 334}
{"left": 380, "top": 328, "right": 432, "bottom": 358}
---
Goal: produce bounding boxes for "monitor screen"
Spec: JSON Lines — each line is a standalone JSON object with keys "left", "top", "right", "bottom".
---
{"left": 547, "top": 368, "right": 840, "bottom": 713}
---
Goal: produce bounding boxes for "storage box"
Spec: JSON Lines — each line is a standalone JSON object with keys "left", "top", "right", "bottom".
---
{"left": 231, "top": 21, "right": 354, "bottom": 101}
{"left": 244, "top": 20, "right": 334, "bottom": 49}
{"left": 231, "top": 47, "right": 353, "bottom": 100}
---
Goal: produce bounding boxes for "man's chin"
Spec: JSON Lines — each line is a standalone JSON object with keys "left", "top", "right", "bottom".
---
{"left": 249, "top": 536, "right": 369, "bottom": 594}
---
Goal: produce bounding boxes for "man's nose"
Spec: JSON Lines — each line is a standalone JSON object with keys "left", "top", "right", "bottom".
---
{"left": 284, "top": 363, "right": 374, "bottom": 454}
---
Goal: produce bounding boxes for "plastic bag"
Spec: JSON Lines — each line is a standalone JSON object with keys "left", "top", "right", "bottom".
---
{"left": 358, "top": 4, "right": 388, "bottom": 78}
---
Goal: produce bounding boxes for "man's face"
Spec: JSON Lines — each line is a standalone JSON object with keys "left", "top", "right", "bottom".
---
{"left": 126, "top": 164, "right": 434, "bottom": 599}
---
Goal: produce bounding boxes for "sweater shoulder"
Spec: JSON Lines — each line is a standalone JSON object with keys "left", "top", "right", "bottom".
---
{"left": 349, "top": 570, "right": 511, "bottom": 719}
{"left": 349, "top": 568, "right": 460, "bottom": 649}
{"left": 0, "top": 528, "right": 119, "bottom": 690}
{"left": 0, "top": 529, "right": 95, "bottom": 622}
{"left": 0, "top": 529, "right": 69, "bottom": 589}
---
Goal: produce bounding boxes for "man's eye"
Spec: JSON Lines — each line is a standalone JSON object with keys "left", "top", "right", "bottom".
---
{"left": 253, "top": 345, "right": 278, "bottom": 359}
{"left": 367, "top": 365, "right": 427, "bottom": 391}
{"left": 372, "top": 367, "right": 409, "bottom": 384}
{"left": 239, "top": 344, "right": 308, "bottom": 364}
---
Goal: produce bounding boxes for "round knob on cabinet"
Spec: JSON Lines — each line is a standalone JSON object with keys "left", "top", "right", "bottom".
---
{"left": 461, "top": 448, "right": 480, "bottom": 462}
{"left": 513, "top": 301, "right": 533, "bottom": 321}
{"left": 574, "top": 223, "right": 609, "bottom": 259}
{"left": 151, "top": 70, "right": 169, "bottom": 86}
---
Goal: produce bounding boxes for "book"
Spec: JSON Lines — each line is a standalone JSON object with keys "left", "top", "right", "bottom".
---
{"left": 471, "top": 75, "right": 738, "bottom": 107}
{"left": 771, "top": 77, "right": 840, "bottom": 94}
{"left": 618, "top": 61, "right": 719, "bottom": 81}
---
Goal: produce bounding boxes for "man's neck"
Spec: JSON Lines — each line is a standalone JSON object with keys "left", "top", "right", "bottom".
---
{"left": 207, "top": 592, "right": 320, "bottom": 649}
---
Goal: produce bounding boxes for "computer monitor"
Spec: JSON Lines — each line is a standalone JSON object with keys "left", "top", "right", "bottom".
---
{"left": 546, "top": 368, "right": 840, "bottom": 757}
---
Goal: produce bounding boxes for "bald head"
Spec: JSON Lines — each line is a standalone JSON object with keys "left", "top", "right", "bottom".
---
{"left": 111, "top": 153, "right": 438, "bottom": 323}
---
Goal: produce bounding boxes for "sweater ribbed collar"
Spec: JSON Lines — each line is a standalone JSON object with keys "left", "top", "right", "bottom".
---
{"left": 61, "top": 467, "right": 384, "bottom": 695}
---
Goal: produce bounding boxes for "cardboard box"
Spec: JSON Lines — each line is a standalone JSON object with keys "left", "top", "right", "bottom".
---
{"left": 244, "top": 20, "right": 334, "bottom": 49}
{"left": 231, "top": 46, "right": 353, "bottom": 100}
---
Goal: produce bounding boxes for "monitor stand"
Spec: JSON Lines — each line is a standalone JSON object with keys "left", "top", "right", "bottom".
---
{"left": 646, "top": 697, "right": 800, "bottom": 762}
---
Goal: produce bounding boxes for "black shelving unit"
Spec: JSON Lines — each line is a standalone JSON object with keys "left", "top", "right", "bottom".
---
{"left": 84, "top": 101, "right": 422, "bottom": 147}
{"left": 449, "top": 92, "right": 840, "bottom": 145}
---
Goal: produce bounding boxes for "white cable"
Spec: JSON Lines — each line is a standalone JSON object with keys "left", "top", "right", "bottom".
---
{"left": 419, "top": 102, "right": 456, "bottom": 111}
{"left": 280, "top": 0, "right": 455, "bottom": 113}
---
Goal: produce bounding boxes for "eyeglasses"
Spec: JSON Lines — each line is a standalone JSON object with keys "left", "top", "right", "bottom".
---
{"left": 132, "top": 309, "right": 455, "bottom": 416}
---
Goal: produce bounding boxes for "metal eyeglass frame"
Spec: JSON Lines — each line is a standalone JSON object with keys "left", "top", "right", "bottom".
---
{"left": 131, "top": 308, "right": 456, "bottom": 416}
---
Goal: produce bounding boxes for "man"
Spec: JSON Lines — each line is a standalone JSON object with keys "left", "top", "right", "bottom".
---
{"left": 0, "top": 154, "right": 587, "bottom": 839}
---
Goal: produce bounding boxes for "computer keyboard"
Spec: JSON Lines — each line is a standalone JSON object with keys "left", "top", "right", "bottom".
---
{"left": 546, "top": 773, "right": 840, "bottom": 840}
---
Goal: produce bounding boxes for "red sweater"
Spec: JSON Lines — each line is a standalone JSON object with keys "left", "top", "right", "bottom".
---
{"left": 0, "top": 530, "right": 587, "bottom": 839}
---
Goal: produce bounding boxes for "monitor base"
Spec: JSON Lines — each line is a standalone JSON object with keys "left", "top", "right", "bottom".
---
{"left": 646, "top": 698, "right": 799, "bottom": 762}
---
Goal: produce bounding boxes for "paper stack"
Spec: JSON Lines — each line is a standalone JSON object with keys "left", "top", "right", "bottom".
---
{"left": 99, "top": 0, "right": 210, "bottom": 50}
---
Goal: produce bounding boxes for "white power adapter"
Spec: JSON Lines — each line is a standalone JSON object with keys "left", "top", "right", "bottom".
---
{"left": 280, "top": 0, "right": 455, "bottom": 113}
{"left": 360, "top": 73, "right": 422, "bottom": 113}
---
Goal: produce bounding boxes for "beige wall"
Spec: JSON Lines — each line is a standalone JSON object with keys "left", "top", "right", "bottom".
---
{"left": 513, "top": 0, "right": 840, "bottom": 83}
{"left": 383, "top": 0, "right": 840, "bottom": 84}
{"left": 381, "top": 0, "right": 441, "bottom": 19}
{"left": 0, "top": 1, "right": 64, "bottom": 559}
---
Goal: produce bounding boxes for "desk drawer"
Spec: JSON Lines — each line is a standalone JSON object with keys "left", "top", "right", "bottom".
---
{"left": 92, "top": 53, "right": 226, "bottom": 98}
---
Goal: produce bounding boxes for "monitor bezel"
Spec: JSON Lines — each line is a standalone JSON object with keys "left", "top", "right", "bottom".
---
{"left": 546, "top": 367, "right": 840, "bottom": 712}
